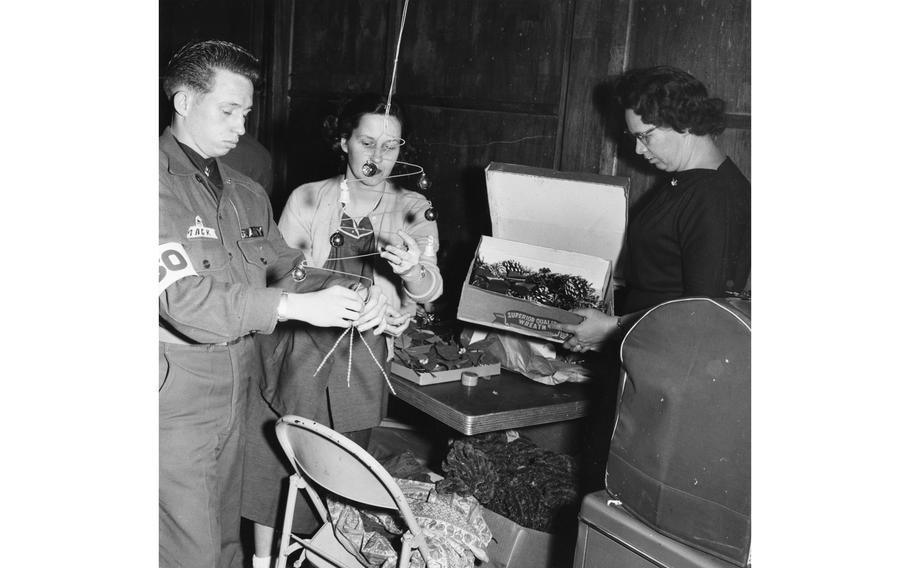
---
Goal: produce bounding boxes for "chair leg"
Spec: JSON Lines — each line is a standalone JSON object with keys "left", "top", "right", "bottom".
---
{"left": 276, "top": 475, "right": 301, "bottom": 568}
{"left": 398, "top": 533, "right": 413, "bottom": 568}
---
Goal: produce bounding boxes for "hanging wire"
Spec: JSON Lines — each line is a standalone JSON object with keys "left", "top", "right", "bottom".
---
{"left": 311, "top": 0, "right": 415, "bottom": 398}
{"left": 385, "top": 0, "right": 411, "bottom": 122}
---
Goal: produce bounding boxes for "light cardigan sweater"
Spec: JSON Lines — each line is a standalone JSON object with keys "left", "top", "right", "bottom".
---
{"left": 278, "top": 175, "right": 443, "bottom": 318}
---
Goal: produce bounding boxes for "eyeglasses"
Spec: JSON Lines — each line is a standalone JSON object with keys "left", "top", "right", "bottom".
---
{"left": 624, "top": 126, "right": 659, "bottom": 146}
{"left": 357, "top": 137, "right": 406, "bottom": 154}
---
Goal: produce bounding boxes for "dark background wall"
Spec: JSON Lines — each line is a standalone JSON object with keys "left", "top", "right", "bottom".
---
{"left": 160, "top": 0, "right": 751, "bottom": 313}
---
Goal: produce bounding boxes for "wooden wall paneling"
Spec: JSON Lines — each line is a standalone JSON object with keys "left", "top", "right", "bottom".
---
{"left": 559, "top": 0, "right": 633, "bottom": 174}
{"left": 628, "top": 0, "right": 750, "bottom": 111}
{"left": 246, "top": 0, "right": 267, "bottom": 137}
{"left": 396, "top": 0, "right": 568, "bottom": 109}
{"left": 264, "top": 0, "right": 294, "bottom": 212}
{"left": 288, "top": 0, "right": 393, "bottom": 95}
{"left": 716, "top": 113, "right": 751, "bottom": 182}
{"left": 158, "top": 0, "right": 255, "bottom": 72}
{"left": 553, "top": 0, "right": 577, "bottom": 170}
{"left": 716, "top": 126, "right": 751, "bottom": 184}
{"left": 282, "top": 96, "right": 349, "bottom": 199}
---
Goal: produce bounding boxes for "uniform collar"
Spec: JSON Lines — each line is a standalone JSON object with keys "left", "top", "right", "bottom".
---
{"left": 160, "top": 126, "right": 200, "bottom": 177}
{"left": 176, "top": 140, "right": 217, "bottom": 175}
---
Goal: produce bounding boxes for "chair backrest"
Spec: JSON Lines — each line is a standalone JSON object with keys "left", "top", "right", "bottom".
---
{"left": 609, "top": 297, "right": 751, "bottom": 567}
{"left": 275, "top": 415, "right": 407, "bottom": 511}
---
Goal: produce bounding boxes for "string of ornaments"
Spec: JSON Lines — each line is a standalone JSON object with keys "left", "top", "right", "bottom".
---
{"left": 288, "top": 0, "right": 433, "bottom": 392}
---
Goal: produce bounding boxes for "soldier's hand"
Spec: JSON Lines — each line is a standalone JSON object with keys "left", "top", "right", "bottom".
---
{"left": 285, "top": 285, "right": 364, "bottom": 328}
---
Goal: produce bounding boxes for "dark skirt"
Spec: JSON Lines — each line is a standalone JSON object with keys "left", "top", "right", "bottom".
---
{"left": 240, "top": 325, "right": 385, "bottom": 531}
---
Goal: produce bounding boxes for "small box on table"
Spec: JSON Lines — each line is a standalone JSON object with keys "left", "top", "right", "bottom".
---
{"left": 390, "top": 361, "right": 500, "bottom": 386}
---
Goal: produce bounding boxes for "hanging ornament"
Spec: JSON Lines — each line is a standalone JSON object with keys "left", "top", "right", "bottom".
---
{"left": 417, "top": 172, "right": 431, "bottom": 191}
{"left": 292, "top": 263, "right": 307, "bottom": 282}
{"left": 330, "top": 231, "right": 345, "bottom": 247}
{"left": 424, "top": 204, "right": 438, "bottom": 221}
{"left": 361, "top": 161, "right": 379, "bottom": 177}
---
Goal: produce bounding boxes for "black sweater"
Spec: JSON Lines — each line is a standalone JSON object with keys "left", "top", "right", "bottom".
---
{"left": 622, "top": 157, "right": 750, "bottom": 314}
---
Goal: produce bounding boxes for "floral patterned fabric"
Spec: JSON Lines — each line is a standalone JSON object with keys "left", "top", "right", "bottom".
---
{"left": 326, "top": 479, "right": 492, "bottom": 568}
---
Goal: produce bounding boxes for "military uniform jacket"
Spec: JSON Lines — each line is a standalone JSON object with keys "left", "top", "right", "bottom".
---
{"left": 159, "top": 128, "right": 311, "bottom": 344}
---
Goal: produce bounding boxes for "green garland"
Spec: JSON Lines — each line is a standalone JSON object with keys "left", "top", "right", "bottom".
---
{"left": 436, "top": 432, "right": 580, "bottom": 533}
{"left": 469, "top": 257, "right": 603, "bottom": 311}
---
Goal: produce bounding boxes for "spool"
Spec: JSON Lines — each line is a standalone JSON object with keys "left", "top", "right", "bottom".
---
{"left": 461, "top": 371, "right": 479, "bottom": 387}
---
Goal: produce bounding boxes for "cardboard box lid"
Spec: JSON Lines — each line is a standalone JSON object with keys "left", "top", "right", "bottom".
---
{"left": 485, "top": 162, "right": 629, "bottom": 266}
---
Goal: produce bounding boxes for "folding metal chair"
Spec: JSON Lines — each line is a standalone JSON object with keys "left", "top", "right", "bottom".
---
{"left": 274, "top": 415, "right": 432, "bottom": 568}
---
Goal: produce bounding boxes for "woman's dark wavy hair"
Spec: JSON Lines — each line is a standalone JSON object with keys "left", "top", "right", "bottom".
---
{"left": 323, "top": 93, "right": 407, "bottom": 156}
{"left": 162, "top": 40, "right": 260, "bottom": 99}
{"left": 615, "top": 66, "right": 726, "bottom": 136}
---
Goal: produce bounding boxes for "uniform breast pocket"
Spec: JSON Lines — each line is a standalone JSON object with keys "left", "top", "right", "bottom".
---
{"left": 236, "top": 237, "right": 280, "bottom": 284}
{"left": 184, "top": 239, "right": 230, "bottom": 274}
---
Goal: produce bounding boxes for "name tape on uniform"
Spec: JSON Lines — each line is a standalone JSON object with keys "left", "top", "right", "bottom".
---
{"left": 159, "top": 242, "right": 198, "bottom": 295}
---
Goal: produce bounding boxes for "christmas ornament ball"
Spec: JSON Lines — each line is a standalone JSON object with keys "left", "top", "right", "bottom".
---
{"left": 361, "top": 162, "right": 379, "bottom": 177}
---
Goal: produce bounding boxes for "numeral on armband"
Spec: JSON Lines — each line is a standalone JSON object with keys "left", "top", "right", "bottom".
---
{"left": 159, "top": 242, "right": 198, "bottom": 295}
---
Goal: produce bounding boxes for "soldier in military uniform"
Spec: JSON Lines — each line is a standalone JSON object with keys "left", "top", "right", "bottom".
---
{"left": 158, "top": 40, "right": 390, "bottom": 568}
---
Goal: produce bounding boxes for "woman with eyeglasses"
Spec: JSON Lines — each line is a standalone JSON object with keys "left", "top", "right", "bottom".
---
{"left": 554, "top": 66, "right": 750, "bottom": 352}
{"left": 241, "top": 93, "right": 443, "bottom": 568}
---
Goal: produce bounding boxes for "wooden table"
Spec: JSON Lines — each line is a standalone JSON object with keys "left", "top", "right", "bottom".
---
{"left": 390, "top": 368, "right": 591, "bottom": 436}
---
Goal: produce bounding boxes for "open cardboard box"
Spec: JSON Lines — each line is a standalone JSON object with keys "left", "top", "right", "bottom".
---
{"left": 458, "top": 236, "right": 611, "bottom": 342}
{"left": 481, "top": 508, "right": 573, "bottom": 568}
{"left": 457, "top": 162, "right": 629, "bottom": 342}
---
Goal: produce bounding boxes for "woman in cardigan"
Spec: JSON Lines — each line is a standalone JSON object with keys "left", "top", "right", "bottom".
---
{"left": 241, "top": 93, "right": 442, "bottom": 568}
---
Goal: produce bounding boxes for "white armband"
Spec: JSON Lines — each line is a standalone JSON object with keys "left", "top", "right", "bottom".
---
{"left": 159, "top": 242, "right": 198, "bottom": 295}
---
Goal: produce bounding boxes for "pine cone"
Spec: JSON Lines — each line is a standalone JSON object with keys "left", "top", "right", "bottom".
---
{"left": 528, "top": 285, "right": 558, "bottom": 307}
{"left": 500, "top": 259, "right": 527, "bottom": 276}
{"left": 559, "top": 275, "right": 597, "bottom": 308}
